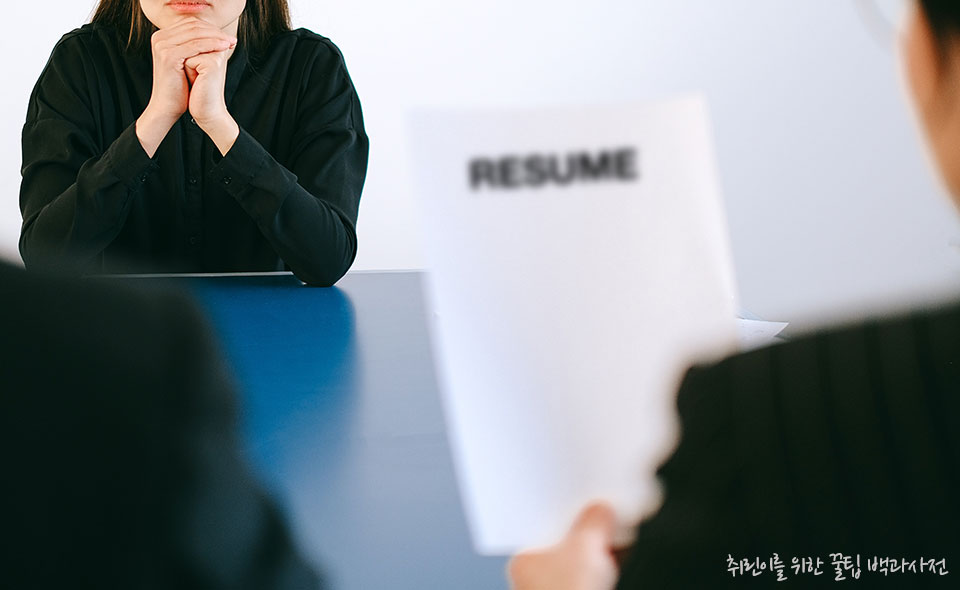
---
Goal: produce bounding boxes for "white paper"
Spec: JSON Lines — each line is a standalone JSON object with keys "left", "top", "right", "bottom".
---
{"left": 737, "top": 319, "right": 789, "bottom": 351}
{"left": 409, "top": 97, "right": 739, "bottom": 555}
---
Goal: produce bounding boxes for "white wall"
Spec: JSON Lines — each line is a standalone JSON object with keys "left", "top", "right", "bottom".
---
{"left": 4, "top": 1, "right": 960, "bottom": 332}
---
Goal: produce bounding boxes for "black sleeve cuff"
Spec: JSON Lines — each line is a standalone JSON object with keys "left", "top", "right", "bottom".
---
{"left": 104, "top": 122, "right": 160, "bottom": 191}
{"left": 207, "top": 127, "right": 293, "bottom": 218}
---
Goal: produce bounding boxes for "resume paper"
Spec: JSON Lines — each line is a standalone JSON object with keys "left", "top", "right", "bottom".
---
{"left": 409, "top": 97, "right": 739, "bottom": 554}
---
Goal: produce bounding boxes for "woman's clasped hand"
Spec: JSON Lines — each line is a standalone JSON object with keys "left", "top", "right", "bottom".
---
{"left": 136, "top": 17, "right": 239, "bottom": 157}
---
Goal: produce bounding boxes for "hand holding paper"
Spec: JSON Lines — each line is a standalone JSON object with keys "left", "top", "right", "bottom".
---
{"left": 508, "top": 503, "right": 620, "bottom": 590}
{"left": 410, "top": 96, "right": 739, "bottom": 554}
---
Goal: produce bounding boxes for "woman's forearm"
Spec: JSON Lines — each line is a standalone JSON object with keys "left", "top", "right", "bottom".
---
{"left": 207, "top": 127, "right": 364, "bottom": 286}
{"left": 20, "top": 123, "right": 158, "bottom": 274}
{"left": 135, "top": 104, "right": 180, "bottom": 158}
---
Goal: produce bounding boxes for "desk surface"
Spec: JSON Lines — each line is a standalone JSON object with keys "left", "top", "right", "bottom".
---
{"left": 176, "top": 271, "right": 507, "bottom": 590}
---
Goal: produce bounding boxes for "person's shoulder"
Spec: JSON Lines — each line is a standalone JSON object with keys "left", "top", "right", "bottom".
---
{"left": 0, "top": 264, "right": 214, "bottom": 398}
{"left": 0, "top": 261, "right": 196, "bottom": 317}
{"left": 258, "top": 28, "right": 350, "bottom": 73}
{"left": 53, "top": 23, "right": 99, "bottom": 46}
{"left": 677, "top": 299, "right": 960, "bottom": 412}
{"left": 269, "top": 28, "right": 343, "bottom": 54}
{"left": 36, "top": 22, "right": 128, "bottom": 86}
{"left": 49, "top": 22, "right": 125, "bottom": 58}
{"left": 724, "top": 300, "right": 960, "bottom": 372}
{"left": 0, "top": 263, "right": 201, "bottom": 344}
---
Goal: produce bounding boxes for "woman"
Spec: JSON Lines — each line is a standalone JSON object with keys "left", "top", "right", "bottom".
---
{"left": 510, "top": 1, "right": 960, "bottom": 588}
{"left": 19, "top": 0, "right": 368, "bottom": 286}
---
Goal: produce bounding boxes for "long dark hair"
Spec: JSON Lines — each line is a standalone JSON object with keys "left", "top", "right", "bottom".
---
{"left": 91, "top": 0, "right": 291, "bottom": 52}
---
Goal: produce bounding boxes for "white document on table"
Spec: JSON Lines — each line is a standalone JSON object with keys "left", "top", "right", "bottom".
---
{"left": 409, "top": 97, "right": 739, "bottom": 555}
{"left": 737, "top": 319, "right": 789, "bottom": 351}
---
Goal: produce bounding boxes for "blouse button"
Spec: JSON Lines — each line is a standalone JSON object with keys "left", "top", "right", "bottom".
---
{"left": 139, "top": 174, "right": 148, "bottom": 183}
{"left": 188, "top": 236, "right": 199, "bottom": 246}
{"left": 222, "top": 176, "right": 232, "bottom": 185}
{"left": 189, "top": 178, "right": 198, "bottom": 185}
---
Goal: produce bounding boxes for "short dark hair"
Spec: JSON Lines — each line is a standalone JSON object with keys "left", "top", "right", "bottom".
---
{"left": 920, "top": 0, "right": 960, "bottom": 45}
{"left": 91, "top": 0, "right": 291, "bottom": 53}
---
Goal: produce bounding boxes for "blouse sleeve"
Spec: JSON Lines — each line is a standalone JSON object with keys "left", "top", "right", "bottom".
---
{"left": 19, "top": 34, "right": 158, "bottom": 275}
{"left": 208, "top": 39, "right": 369, "bottom": 287}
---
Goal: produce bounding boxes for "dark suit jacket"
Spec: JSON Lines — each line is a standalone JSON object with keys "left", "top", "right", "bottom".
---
{"left": 0, "top": 262, "right": 323, "bottom": 589}
{"left": 618, "top": 305, "right": 960, "bottom": 588}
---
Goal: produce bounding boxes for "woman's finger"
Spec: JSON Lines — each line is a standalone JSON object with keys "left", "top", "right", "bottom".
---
{"left": 185, "top": 63, "right": 198, "bottom": 86}
{"left": 507, "top": 505, "right": 620, "bottom": 590}
{"left": 567, "top": 503, "right": 617, "bottom": 549}
{"left": 153, "top": 16, "right": 223, "bottom": 37}
{"left": 154, "top": 20, "right": 235, "bottom": 47}
{"left": 168, "top": 38, "right": 235, "bottom": 63}
{"left": 157, "top": 29, "right": 235, "bottom": 49}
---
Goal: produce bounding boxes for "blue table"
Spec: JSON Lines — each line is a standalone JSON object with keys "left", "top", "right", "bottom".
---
{"left": 176, "top": 271, "right": 508, "bottom": 589}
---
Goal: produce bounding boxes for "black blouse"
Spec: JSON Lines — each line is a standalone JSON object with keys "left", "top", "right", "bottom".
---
{"left": 20, "top": 24, "right": 368, "bottom": 286}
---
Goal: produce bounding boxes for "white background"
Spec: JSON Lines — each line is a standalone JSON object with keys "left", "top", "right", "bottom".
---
{"left": 3, "top": 0, "right": 960, "bottom": 332}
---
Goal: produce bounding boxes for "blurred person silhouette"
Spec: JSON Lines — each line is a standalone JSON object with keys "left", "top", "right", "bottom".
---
{"left": 509, "top": 0, "right": 960, "bottom": 588}
{"left": 0, "top": 261, "right": 323, "bottom": 589}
